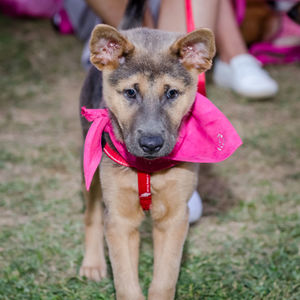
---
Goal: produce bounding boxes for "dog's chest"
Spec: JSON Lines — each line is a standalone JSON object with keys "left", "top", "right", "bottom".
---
{"left": 100, "top": 156, "right": 198, "bottom": 220}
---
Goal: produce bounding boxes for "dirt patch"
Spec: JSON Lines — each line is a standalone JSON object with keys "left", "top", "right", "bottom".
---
{"left": 0, "top": 208, "right": 29, "bottom": 226}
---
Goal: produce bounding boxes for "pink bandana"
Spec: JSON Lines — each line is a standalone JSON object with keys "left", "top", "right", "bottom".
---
{"left": 81, "top": 92, "right": 242, "bottom": 190}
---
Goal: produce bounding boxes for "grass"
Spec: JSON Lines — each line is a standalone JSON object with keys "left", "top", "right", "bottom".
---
{"left": 0, "top": 15, "right": 299, "bottom": 299}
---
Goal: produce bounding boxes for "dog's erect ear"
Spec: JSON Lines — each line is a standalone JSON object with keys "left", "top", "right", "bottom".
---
{"left": 170, "top": 28, "right": 216, "bottom": 73}
{"left": 89, "top": 24, "right": 135, "bottom": 70}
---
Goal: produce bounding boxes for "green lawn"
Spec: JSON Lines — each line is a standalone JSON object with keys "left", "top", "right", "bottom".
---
{"left": 0, "top": 16, "right": 299, "bottom": 299}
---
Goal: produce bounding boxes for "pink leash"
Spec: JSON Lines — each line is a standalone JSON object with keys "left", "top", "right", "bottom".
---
{"left": 185, "top": 0, "right": 207, "bottom": 96}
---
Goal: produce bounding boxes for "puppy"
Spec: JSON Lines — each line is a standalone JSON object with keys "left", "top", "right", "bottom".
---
{"left": 79, "top": 1, "right": 215, "bottom": 299}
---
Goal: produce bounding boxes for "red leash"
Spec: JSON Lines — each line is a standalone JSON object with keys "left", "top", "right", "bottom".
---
{"left": 104, "top": 144, "right": 152, "bottom": 210}
{"left": 137, "top": 172, "right": 152, "bottom": 211}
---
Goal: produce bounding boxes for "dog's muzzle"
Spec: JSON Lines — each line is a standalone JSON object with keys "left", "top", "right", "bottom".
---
{"left": 138, "top": 135, "right": 164, "bottom": 154}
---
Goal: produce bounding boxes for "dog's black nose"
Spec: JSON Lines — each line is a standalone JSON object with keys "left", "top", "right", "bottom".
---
{"left": 139, "top": 136, "right": 164, "bottom": 154}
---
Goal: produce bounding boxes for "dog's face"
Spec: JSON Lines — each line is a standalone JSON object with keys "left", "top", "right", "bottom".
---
{"left": 90, "top": 25, "right": 215, "bottom": 159}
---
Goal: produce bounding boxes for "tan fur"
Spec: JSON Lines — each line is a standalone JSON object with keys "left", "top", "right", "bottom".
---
{"left": 157, "top": 74, "right": 198, "bottom": 128}
{"left": 90, "top": 24, "right": 135, "bottom": 70}
{"left": 170, "top": 28, "right": 216, "bottom": 72}
{"left": 103, "top": 72, "right": 198, "bottom": 134}
{"left": 80, "top": 24, "right": 215, "bottom": 300}
{"left": 79, "top": 170, "right": 107, "bottom": 282}
{"left": 96, "top": 155, "right": 198, "bottom": 300}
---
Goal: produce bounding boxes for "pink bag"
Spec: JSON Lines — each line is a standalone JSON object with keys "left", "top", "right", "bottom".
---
{"left": 232, "top": 0, "right": 300, "bottom": 65}
{"left": 0, "top": 0, "right": 62, "bottom": 18}
{"left": 249, "top": 13, "right": 300, "bottom": 65}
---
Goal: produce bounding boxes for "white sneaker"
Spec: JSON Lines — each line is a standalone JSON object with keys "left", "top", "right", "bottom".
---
{"left": 188, "top": 191, "right": 203, "bottom": 224}
{"left": 213, "top": 54, "right": 278, "bottom": 99}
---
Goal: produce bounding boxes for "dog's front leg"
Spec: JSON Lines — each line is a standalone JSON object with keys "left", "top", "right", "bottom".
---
{"left": 105, "top": 215, "right": 144, "bottom": 300}
{"left": 101, "top": 160, "right": 145, "bottom": 300}
{"left": 148, "top": 164, "right": 197, "bottom": 300}
{"left": 80, "top": 170, "right": 107, "bottom": 282}
{"left": 148, "top": 211, "right": 189, "bottom": 300}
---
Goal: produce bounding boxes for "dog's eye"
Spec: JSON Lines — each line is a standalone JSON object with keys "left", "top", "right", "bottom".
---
{"left": 166, "top": 89, "right": 179, "bottom": 100}
{"left": 124, "top": 89, "right": 137, "bottom": 99}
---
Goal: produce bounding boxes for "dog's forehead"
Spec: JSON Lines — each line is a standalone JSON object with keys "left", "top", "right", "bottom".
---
{"left": 121, "top": 28, "right": 180, "bottom": 52}
{"left": 109, "top": 28, "right": 192, "bottom": 87}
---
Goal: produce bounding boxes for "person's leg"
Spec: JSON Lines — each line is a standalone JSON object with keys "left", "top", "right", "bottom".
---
{"left": 213, "top": 0, "right": 278, "bottom": 98}
{"left": 192, "top": 0, "right": 219, "bottom": 31}
{"left": 158, "top": 0, "right": 219, "bottom": 32}
{"left": 216, "top": 0, "right": 248, "bottom": 63}
{"left": 86, "top": 0, "right": 154, "bottom": 28}
{"left": 86, "top": 0, "right": 127, "bottom": 28}
{"left": 157, "top": 0, "right": 185, "bottom": 32}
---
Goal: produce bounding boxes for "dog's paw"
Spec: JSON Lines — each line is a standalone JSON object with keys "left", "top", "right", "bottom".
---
{"left": 80, "top": 264, "right": 107, "bottom": 282}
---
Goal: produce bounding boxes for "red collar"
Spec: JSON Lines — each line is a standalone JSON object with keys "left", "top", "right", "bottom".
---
{"left": 103, "top": 143, "right": 152, "bottom": 210}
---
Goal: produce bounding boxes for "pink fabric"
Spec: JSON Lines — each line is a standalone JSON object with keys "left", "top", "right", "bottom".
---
{"left": 234, "top": 0, "right": 246, "bottom": 25}
{"left": 81, "top": 92, "right": 242, "bottom": 191}
{"left": 55, "top": 9, "right": 74, "bottom": 34}
{"left": 273, "top": 13, "right": 300, "bottom": 43}
{"left": 250, "top": 13, "right": 300, "bottom": 65}
{"left": 250, "top": 42, "right": 300, "bottom": 64}
{"left": 0, "top": 0, "right": 62, "bottom": 18}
